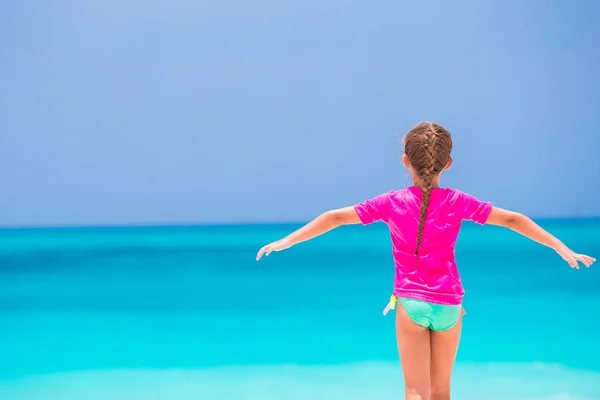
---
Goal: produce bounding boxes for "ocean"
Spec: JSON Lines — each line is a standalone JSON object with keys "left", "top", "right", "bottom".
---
{"left": 0, "top": 220, "right": 599, "bottom": 399}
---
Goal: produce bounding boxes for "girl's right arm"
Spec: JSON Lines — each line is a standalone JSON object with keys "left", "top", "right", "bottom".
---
{"left": 486, "top": 207, "right": 596, "bottom": 269}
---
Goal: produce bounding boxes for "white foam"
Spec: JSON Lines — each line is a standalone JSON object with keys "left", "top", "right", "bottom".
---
{"left": 0, "top": 362, "right": 598, "bottom": 400}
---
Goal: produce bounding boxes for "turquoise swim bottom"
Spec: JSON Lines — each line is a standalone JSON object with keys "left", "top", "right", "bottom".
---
{"left": 399, "top": 297, "right": 462, "bottom": 332}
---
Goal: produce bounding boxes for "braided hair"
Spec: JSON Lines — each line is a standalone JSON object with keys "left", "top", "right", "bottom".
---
{"left": 404, "top": 122, "right": 453, "bottom": 261}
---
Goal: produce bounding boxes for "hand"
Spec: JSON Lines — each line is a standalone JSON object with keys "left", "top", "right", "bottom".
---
{"left": 256, "top": 238, "right": 292, "bottom": 260}
{"left": 555, "top": 244, "right": 596, "bottom": 269}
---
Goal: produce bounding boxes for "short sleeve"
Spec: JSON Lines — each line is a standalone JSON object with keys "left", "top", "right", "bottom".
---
{"left": 354, "top": 191, "right": 394, "bottom": 225}
{"left": 457, "top": 191, "right": 493, "bottom": 225}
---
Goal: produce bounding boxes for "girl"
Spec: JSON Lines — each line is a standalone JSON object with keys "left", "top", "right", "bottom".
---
{"left": 255, "top": 122, "right": 595, "bottom": 400}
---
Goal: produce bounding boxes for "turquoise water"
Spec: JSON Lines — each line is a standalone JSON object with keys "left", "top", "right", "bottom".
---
{"left": 0, "top": 220, "right": 599, "bottom": 399}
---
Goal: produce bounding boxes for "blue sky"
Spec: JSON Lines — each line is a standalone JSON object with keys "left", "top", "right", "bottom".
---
{"left": 1, "top": 0, "right": 599, "bottom": 226}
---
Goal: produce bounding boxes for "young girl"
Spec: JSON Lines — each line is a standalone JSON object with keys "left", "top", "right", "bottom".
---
{"left": 255, "top": 122, "right": 595, "bottom": 400}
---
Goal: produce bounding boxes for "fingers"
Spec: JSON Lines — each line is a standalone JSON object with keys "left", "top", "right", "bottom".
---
{"left": 575, "top": 254, "right": 596, "bottom": 268}
{"left": 581, "top": 255, "right": 595, "bottom": 263}
{"left": 256, "top": 243, "right": 276, "bottom": 260}
{"left": 559, "top": 252, "right": 578, "bottom": 269}
{"left": 256, "top": 245, "right": 269, "bottom": 261}
{"left": 564, "top": 254, "right": 596, "bottom": 269}
{"left": 574, "top": 255, "right": 589, "bottom": 268}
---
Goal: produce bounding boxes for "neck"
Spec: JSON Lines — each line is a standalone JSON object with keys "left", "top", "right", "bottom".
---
{"left": 412, "top": 176, "right": 441, "bottom": 189}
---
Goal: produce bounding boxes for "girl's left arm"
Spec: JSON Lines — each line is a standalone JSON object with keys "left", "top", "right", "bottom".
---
{"left": 256, "top": 206, "right": 361, "bottom": 260}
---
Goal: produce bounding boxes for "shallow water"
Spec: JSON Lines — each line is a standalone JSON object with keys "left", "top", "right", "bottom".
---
{"left": 0, "top": 221, "right": 599, "bottom": 398}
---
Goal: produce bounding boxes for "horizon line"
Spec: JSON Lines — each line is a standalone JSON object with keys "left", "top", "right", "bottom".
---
{"left": 1, "top": 215, "right": 599, "bottom": 231}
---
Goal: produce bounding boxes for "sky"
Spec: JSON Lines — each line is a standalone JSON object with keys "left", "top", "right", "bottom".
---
{"left": 1, "top": 0, "right": 599, "bottom": 227}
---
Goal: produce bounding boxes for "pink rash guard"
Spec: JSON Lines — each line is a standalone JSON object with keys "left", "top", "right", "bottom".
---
{"left": 354, "top": 187, "right": 492, "bottom": 305}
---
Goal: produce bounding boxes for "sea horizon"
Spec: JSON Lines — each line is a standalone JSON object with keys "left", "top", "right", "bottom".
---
{"left": 1, "top": 214, "right": 599, "bottom": 231}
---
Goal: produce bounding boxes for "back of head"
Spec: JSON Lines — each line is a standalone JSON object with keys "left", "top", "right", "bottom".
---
{"left": 404, "top": 122, "right": 453, "bottom": 257}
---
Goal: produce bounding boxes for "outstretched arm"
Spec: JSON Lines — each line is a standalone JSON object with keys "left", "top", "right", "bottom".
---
{"left": 486, "top": 207, "right": 595, "bottom": 269}
{"left": 256, "top": 206, "right": 361, "bottom": 260}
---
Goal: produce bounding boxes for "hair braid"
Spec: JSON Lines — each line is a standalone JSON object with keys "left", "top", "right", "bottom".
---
{"left": 415, "top": 123, "right": 439, "bottom": 258}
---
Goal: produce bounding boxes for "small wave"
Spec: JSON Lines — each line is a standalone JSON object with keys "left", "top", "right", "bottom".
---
{"left": 0, "top": 362, "right": 598, "bottom": 400}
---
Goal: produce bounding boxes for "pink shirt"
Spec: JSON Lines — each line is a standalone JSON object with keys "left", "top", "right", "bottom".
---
{"left": 354, "top": 187, "right": 492, "bottom": 305}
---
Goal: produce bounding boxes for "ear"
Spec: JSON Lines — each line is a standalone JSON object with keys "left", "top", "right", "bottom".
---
{"left": 401, "top": 154, "right": 411, "bottom": 169}
{"left": 443, "top": 157, "right": 453, "bottom": 171}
